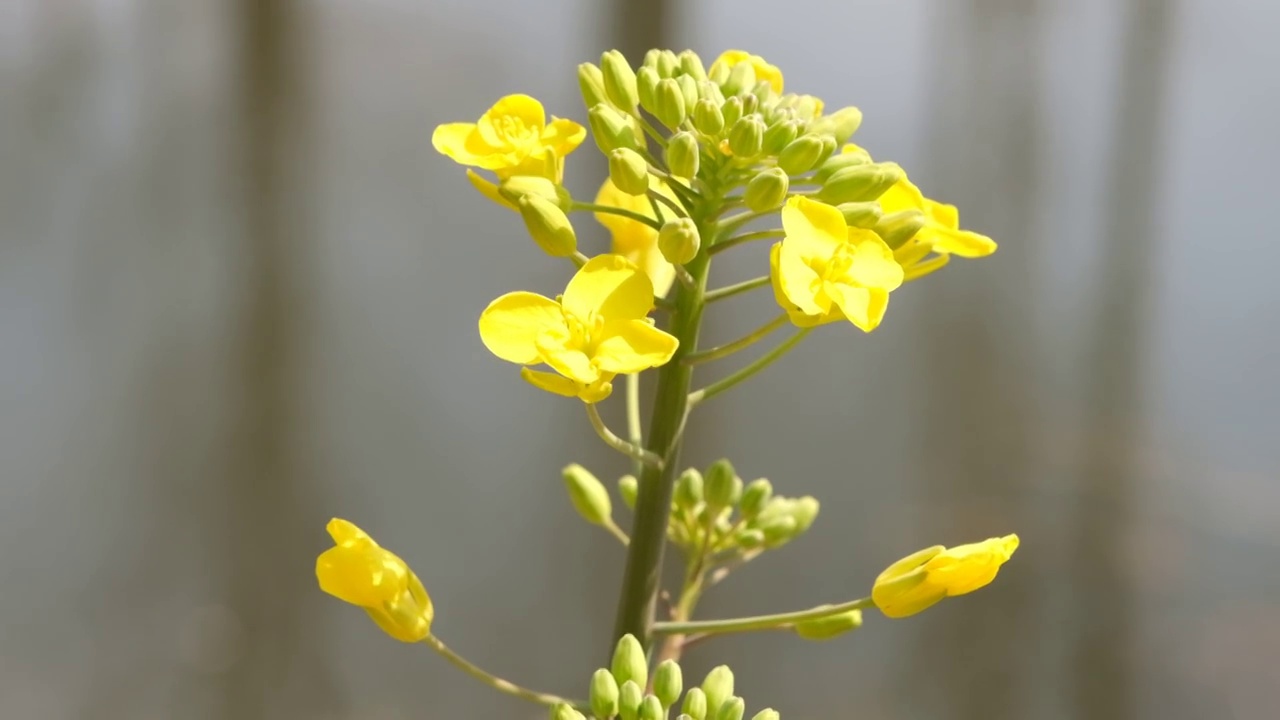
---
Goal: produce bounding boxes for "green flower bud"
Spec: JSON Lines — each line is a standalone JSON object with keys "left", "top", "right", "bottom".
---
{"left": 750, "top": 711, "right": 780, "bottom": 720}
{"left": 654, "top": 659, "right": 683, "bottom": 709}
{"left": 762, "top": 119, "right": 799, "bottom": 156}
{"left": 722, "top": 61, "right": 756, "bottom": 97}
{"left": 665, "top": 131, "right": 700, "bottom": 180}
{"left": 643, "top": 49, "right": 662, "bottom": 71}
{"left": 611, "top": 634, "right": 648, "bottom": 689}
{"left": 740, "top": 93, "right": 759, "bottom": 116}
{"left": 657, "top": 49, "right": 679, "bottom": 78}
{"left": 619, "top": 681, "right": 643, "bottom": 720}
{"left": 703, "top": 460, "right": 737, "bottom": 509}
{"left": 637, "top": 66, "right": 661, "bottom": 115}
{"left": 815, "top": 147, "right": 871, "bottom": 183}
{"left": 591, "top": 668, "right": 620, "bottom": 719}
{"left": 727, "top": 115, "right": 764, "bottom": 158}
{"left": 681, "top": 687, "right": 708, "bottom": 720}
{"left": 563, "top": 464, "right": 612, "bottom": 526}
{"left": 698, "top": 81, "right": 725, "bottom": 106}
{"left": 679, "top": 50, "right": 707, "bottom": 81}
{"left": 743, "top": 168, "right": 790, "bottom": 212}
{"left": 760, "top": 514, "right": 798, "bottom": 548}
{"left": 498, "top": 176, "right": 572, "bottom": 211}
{"left": 818, "top": 162, "right": 904, "bottom": 204}
{"left": 655, "top": 78, "right": 688, "bottom": 129}
{"left": 827, "top": 106, "right": 864, "bottom": 144}
{"left": 639, "top": 696, "right": 664, "bottom": 720}
{"left": 721, "top": 97, "right": 744, "bottom": 129}
{"left": 551, "top": 702, "right": 586, "bottom": 720}
{"left": 659, "top": 218, "right": 701, "bottom": 265}
{"left": 618, "top": 475, "right": 638, "bottom": 510}
{"left": 791, "top": 495, "right": 820, "bottom": 533}
{"left": 715, "top": 697, "right": 745, "bottom": 720}
{"left": 874, "top": 209, "right": 926, "bottom": 249}
{"left": 602, "top": 50, "right": 639, "bottom": 110}
{"left": 700, "top": 666, "right": 734, "bottom": 717}
{"left": 739, "top": 479, "right": 773, "bottom": 519}
{"left": 736, "top": 528, "right": 765, "bottom": 549}
{"left": 793, "top": 609, "right": 863, "bottom": 641}
{"left": 693, "top": 99, "right": 725, "bottom": 136}
{"left": 752, "top": 80, "right": 778, "bottom": 106}
{"left": 795, "top": 94, "right": 823, "bottom": 120}
{"left": 589, "top": 104, "right": 639, "bottom": 154}
{"left": 609, "top": 148, "right": 651, "bottom": 197}
{"left": 837, "top": 201, "right": 884, "bottom": 229}
{"left": 678, "top": 75, "right": 700, "bottom": 113}
{"left": 818, "top": 134, "right": 839, "bottom": 160}
{"left": 708, "top": 58, "right": 731, "bottom": 85}
{"left": 674, "top": 468, "right": 704, "bottom": 508}
{"left": 578, "top": 63, "right": 608, "bottom": 109}
{"left": 777, "top": 135, "right": 827, "bottom": 175}
{"left": 518, "top": 194, "right": 577, "bottom": 257}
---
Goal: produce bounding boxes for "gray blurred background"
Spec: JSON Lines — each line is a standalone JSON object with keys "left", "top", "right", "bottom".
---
{"left": 2, "top": 0, "right": 1278, "bottom": 718}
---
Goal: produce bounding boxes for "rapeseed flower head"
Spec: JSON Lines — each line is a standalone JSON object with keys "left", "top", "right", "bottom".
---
{"left": 316, "top": 519, "right": 433, "bottom": 642}
{"left": 872, "top": 534, "right": 1020, "bottom": 618}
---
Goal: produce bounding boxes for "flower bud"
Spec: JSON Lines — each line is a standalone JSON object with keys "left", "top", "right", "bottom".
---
{"left": 609, "top": 148, "right": 651, "bottom": 197}
{"left": 693, "top": 99, "right": 725, "bottom": 135}
{"left": 827, "top": 106, "right": 864, "bottom": 144}
{"left": 551, "top": 702, "right": 586, "bottom": 720}
{"left": 578, "top": 63, "right": 608, "bottom": 109}
{"left": 654, "top": 659, "right": 683, "bottom": 709}
{"left": 674, "top": 468, "right": 704, "bottom": 508}
{"left": 654, "top": 78, "right": 688, "bottom": 129}
{"left": 498, "top": 176, "right": 572, "bottom": 211}
{"left": 752, "top": 80, "right": 778, "bottom": 107}
{"left": 619, "top": 681, "right": 643, "bottom": 720}
{"left": 762, "top": 119, "right": 799, "bottom": 156}
{"left": 708, "top": 58, "right": 731, "bottom": 85}
{"left": 602, "top": 50, "right": 639, "bottom": 110}
{"left": 743, "top": 168, "right": 789, "bottom": 212}
{"left": 722, "top": 61, "right": 756, "bottom": 96}
{"left": 795, "top": 94, "right": 823, "bottom": 119}
{"left": 591, "top": 668, "right": 620, "bottom": 719}
{"left": 700, "top": 666, "right": 734, "bottom": 718}
{"left": 727, "top": 115, "right": 764, "bottom": 158}
{"left": 679, "top": 50, "right": 707, "bottom": 81}
{"left": 736, "top": 528, "right": 765, "bottom": 549}
{"left": 815, "top": 147, "right": 872, "bottom": 183}
{"left": 636, "top": 696, "right": 662, "bottom": 720}
{"left": 818, "top": 162, "right": 904, "bottom": 204}
{"left": 637, "top": 66, "right": 661, "bottom": 115}
{"left": 618, "top": 474, "right": 638, "bottom": 509}
{"left": 681, "top": 687, "right": 708, "bottom": 720}
{"left": 740, "top": 93, "right": 759, "bottom": 116}
{"left": 760, "top": 514, "right": 798, "bottom": 548}
{"left": 715, "top": 697, "right": 745, "bottom": 720}
{"left": 589, "top": 104, "right": 639, "bottom": 154}
{"left": 751, "top": 711, "right": 780, "bottom": 720}
{"left": 739, "top": 478, "right": 772, "bottom": 519}
{"left": 816, "top": 134, "right": 838, "bottom": 162}
{"left": 665, "top": 131, "right": 700, "bottom": 180}
{"left": 837, "top": 201, "right": 883, "bottom": 229}
{"left": 791, "top": 495, "right": 820, "bottom": 534}
{"left": 643, "top": 49, "right": 662, "bottom": 71}
{"left": 518, "top": 194, "right": 577, "bottom": 257}
{"left": 793, "top": 609, "right": 863, "bottom": 641}
{"left": 777, "top": 135, "right": 828, "bottom": 175}
{"left": 562, "top": 464, "right": 612, "bottom": 526}
{"left": 698, "top": 81, "right": 725, "bottom": 106}
{"left": 659, "top": 218, "right": 701, "bottom": 265}
{"left": 874, "top": 209, "right": 926, "bottom": 249}
{"left": 678, "top": 74, "right": 700, "bottom": 112}
{"left": 611, "top": 633, "right": 648, "bottom": 689}
{"left": 703, "top": 460, "right": 737, "bottom": 509}
{"left": 656, "top": 49, "right": 679, "bottom": 78}
{"left": 721, "top": 96, "right": 744, "bottom": 129}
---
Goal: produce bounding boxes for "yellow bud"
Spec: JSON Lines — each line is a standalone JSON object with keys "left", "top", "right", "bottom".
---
{"left": 562, "top": 463, "right": 612, "bottom": 526}
{"left": 679, "top": 49, "right": 708, "bottom": 81}
{"left": 818, "top": 162, "right": 904, "bottom": 204}
{"left": 715, "top": 697, "right": 745, "bottom": 720}
{"left": 619, "top": 681, "right": 643, "bottom": 720}
{"left": 609, "top": 148, "right": 651, "bottom": 197}
{"left": 874, "top": 209, "right": 927, "bottom": 249}
{"left": 639, "top": 696, "right": 664, "bottom": 720}
{"left": 739, "top": 478, "right": 772, "bottom": 519}
{"left": 708, "top": 57, "right": 731, "bottom": 85}
{"left": 827, "top": 106, "right": 864, "bottom": 143}
{"left": 665, "top": 131, "right": 700, "bottom": 180}
{"left": 837, "top": 201, "right": 884, "bottom": 229}
{"left": 795, "top": 94, "right": 823, "bottom": 120}
{"left": 777, "top": 135, "right": 827, "bottom": 174}
{"left": 682, "top": 687, "right": 709, "bottom": 720}
{"left": 518, "top": 194, "right": 577, "bottom": 257}
{"left": 721, "top": 96, "right": 744, "bottom": 128}
{"left": 722, "top": 60, "right": 756, "bottom": 96}
{"left": 654, "top": 78, "right": 688, "bottom": 129}
{"left": 618, "top": 474, "right": 638, "bottom": 509}
{"left": 793, "top": 609, "right": 863, "bottom": 641}
{"left": 873, "top": 535, "right": 1019, "bottom": 618}
{"left": 727, "top": 115, "right": 764, "bottom": 158}
{"left": 743, "top": 168, "right": 789, "bottom": 212}
{"left": 700, "top": 666, "right": 735, "bottom": 718}
{"left": 762, "top": 119, "right": 799, "bottom": 156}
{"left": 642, "top": 49, "right": 662, "bottom": 71}
{"left": 659, "top": 217, "right": 701, "bottom": 265}
{"left": 589, "top": 104, "right": 639, "bottom": 154}
{"left": 693, "top": 99, "right": 725, "bottom": 135}
{"left": 498, "top": 176, "right": 572, "bottom": 211}
{"left": 654, "top": 659, "right": 683, "bottom": 709}
{"left": 578, "top": 63, "right": 608, "bottom": 109}
{"left": 612, "top": 633, "right": 648, "bottom": 688}
{"left": 678, "top": 74, "right": 700, "bottom": 112}
{"left": 591, "top": 668, "right": 620, "bottom": 719}
{"left": 602, "top": 49, "right": 639, "bottom": 110}
{"left": 637, "top": 66, "right": 661, "bottom": 114}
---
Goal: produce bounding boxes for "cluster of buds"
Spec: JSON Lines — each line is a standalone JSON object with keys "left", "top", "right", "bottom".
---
{"left": 662, "top": 459, "right": 817, "bottom": 555}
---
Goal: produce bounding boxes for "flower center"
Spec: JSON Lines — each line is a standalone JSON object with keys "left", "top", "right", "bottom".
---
{"left": 496, "top": 116, "right": 538, "bottom": 148}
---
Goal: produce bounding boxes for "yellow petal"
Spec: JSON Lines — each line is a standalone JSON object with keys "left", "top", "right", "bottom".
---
{"left": 562, "top": 254, "right": 654, "bottom": 322}
{"left": 476, "top": 94, "right": 546, "bottom": 147}
{"left": 431, "top": 122, "right": 484, "bottom": 164}
{"left": 875, "top": 177, "right": 926, "bottom": 215}
{"left": 520, "top": 367, "right": 581, "bottom": 398}
{"left": 846, "top": 231, "right": 905, "bottom": 291}
{"left": 577, "top": 377, "right": 615, "bottom": 404}
{"left": 923, "top": 226, "right": 998, "bottom": 258}
{"left": 927, "top": 534, "right": 1019, "bottom": 596}
{"left": 826, "top": 282, "right": 890, "bottom": 332}
{"left": 710, "top": 50, "right": 783, "bottom": 93}
{"left": 902, "top": 253, "right": 950, "bottom": 281}
{"left": 594, "top": 319, "right": 679, "bottom": 373}
{"left": 772, "top": 241, "right": 825, "bottom": 317}
{"left": 536, "top": 333, "right": 600, "bottom": 384}
{"left": 326, "top": 518, "right": 375, "bottom": 547}
{"left": 316, "top": 544, "right": 406, "bottom": 608}
{"left": 874, "top": 545, "right": 946, "bottom": 586}
{"left": 542, "top": 117, "right": 587, "bottom": 156}
{"left": 782, "top": 196, "right": 846, "bottom": 262}
{"left": 465, "top": 169, "right": 516, "bottom": 210}
{"left": 478, "top": 292, "right": 566, "bottom": 364}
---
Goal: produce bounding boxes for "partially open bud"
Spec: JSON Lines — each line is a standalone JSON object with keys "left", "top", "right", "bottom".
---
{"left": 659, "top": 218, "right": 701, "bottom": 265}
{"left": 619, "top": 681, "right": 643, "bottom": 720}
{"left": 874, "top": 209, "right": 927, "bottom": 249}
{"left": 681, "top": 687, "right": 709, "bottom": 720}
{"left": 551, "top": 702, "right": 586, "bottom": 720}
{"left": 693, "top": 99, "right": 725, "bottom": 135}
{"left": 777, "top": 135, "right": 828, "bottom": 175}
{"left": 637, "top": 66, "right": 661, "bottom": 115}
{"left": 674, "top": 468, "right": 704, "bottom": 509}
{"left": 591, "top": 668, "right": 620, "bottom": 720}
{"left": 618, "top": 475, "right": 638, "bottom": 509}
{"left": 700, "top": 666, "right": 734, "bottom": 718}
{"left": 762, "top": 119, "right": 799, "bottom": 156}
{"left": 818, "top": 162, "right": 904, "bottom": 204}
{"left": 655, "top": 78, "right": 689, "bottom": 129}
{"left": 715, "top": 697, "right": 745, "bottom": 720}
{"left": 739, "top": 478, "right": 773, "bottom": 519}
{"left": 793, "top": 609, "right": 863, "bottom": 641}
{"left": 837, "top": 201, "right": 884, "bottom": 229}
{"left": 518, "top": 194, "right": 577, "bottom": 257}
{"left": 498, "top": 176, "right": 572, "bottom": 211}
{"left": 602, "top": 50, "right": 639, "bottom": 110}
{"left": 679, "top": 50, "right": 708, "bottom": 81}
{"left": 727, "top": 115, "right": 765, "bottom": 158}
{"left": 665, "top": 131, "right": 700, "bottom": 180}
{"left": 589, "top": 104, "right": 639, "bottom": 154}
{"left": 578, "top": 63, "right": 608, "bottom": 109}
{"left": 612, "top": 634, "right": 648, "bottom": 689}
{"left": 563, "top": 464, "right": 612, "bottom": 527}
{"left": 654, "top": 659, "right": 683, "bottom": 709}
{"left": 609, "top": 148, "right": 651, "bottom": 197}
{"left": 743, "top": 168, "right": 790, "bottom": 212}
{"left": 703, "top": 460, "right": 737, "bottom": 509}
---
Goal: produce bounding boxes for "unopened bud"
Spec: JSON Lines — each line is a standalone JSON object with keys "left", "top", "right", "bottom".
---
{"left": 722, "top": 61, "right": 756, "bottom": 97}
{"left": 639, "top": 696, "right": 664, "bottom": 720}
{"left": 618, "top": 475, "right": 638, "bottom": 509}
{"left": 837, "top": 201, "right": 884, "bottom": 228}
{"left": 611, "top": 634, "right": 648, "bottom": 689}
{"left": 795, "top": 94, "right": 823, "bottom": 119}
{"left": 794, "top": 609, "right": 863, "bottom": 641}
{"left": 752, "top": 80, "right": 778, "bottom": 106}
{"left": 818, "top": 162, "right": 904, "bottom": 204}
{"left": 609, "top": 148, "right": 651, "bottom": 197}
{"left": 703, "top": 460, "right": 737, "bottom": 509}
{"left": 693, "top": 99, "right": 725, "bottom": 135}
{"left": 721, "top": 96, "right": 744, "bottom": 129}
{"left": 751, "top": 711, "right": 781, "bottom": 720}
{"left": 637, "top": 66, "right": 661, "bottom": 115}
{"left": 563, "top": 464, "right": 612, "bottom": 526}
{"left": 760, "top": 514, "right": 798, "bottom": 548}
{"left": 715, "top": 697, "right": 745, "bottom": 720}
{"left": 815, "top": 147, "right": 872, "bottom": 183}
{"left": 578, "top": 63, "right": 608, "bottom": 109}
{"left": 679, "top": 50, "right": 708, "bottom": 81}
{"left": 736, "top": 529, "right": 765, "bottom": 549}
{"left": 777, "top": 135, "right": 828, "bottom": 175}
{"left": 655, "top": 78, "right": 688, "bottom": 129}
{"left": 674, "top": 468, "right": 704, "bottom": 508}
{"left": 643, "top": 49, "right": 662, "bottom": 71}
{"left": 708, "top": 57, "right": 731, "bottom": 85}
{"left": 656, "top": 49, "right": 679, "bottom": 78}
{"left": 665, "top": 131, "right": 700, "bottom": 180}
{"left": 518, "top": 194, "right": 577, "bottom": 257}
{"left": 700, "top": 666, "right": 734, "bottom": 718}
{"left": 654, "top": 659, "right": 683, "bottom": 709}
{"left": 590, "top": 668, "right": 620, "bottom": 720}
{"left": 791, "top": 495, "right": 820, "bottom": 534}
{"left": 589, "top": 104, "right": 639, "bottom": 154}
{"left": 874, "top": 209, "right": 926, "bottom": 249}
{"left": 762, "top": 119, "right": 799, "bottom": 156}
{"left": 739, "top": 479, "right": 773, "bottom": 519}
{"left": 727, "top": 115, "right": 764, "bottom": 158}
{"left": 681, "top": 687, "right": 708, "bottom": 720}
{"left": 498, "top": 176, "right": 572, "bottom": 211}
{"left": 551, "top": 702, "right": 586, "bottom": 720}
{"left": 743, "top": 168, "right": 790, "bottom": 212}
{"left": 659, "top": 218, "right": 701, "bottom": 265}
{"left": 619, "top": 681, "right": 643, "bottom": 720}
{"left": 602, "top": 50, "right": 639, "bottom": 110}
{"left": 740, "top": 93, "right": 759, "bottom": 116}
{"left": 698, "top": 81, "right": 725, "bottom": 106}
{"left": 827, "top": 106, "right": 864, "bottom": 143}
{"left": 678, "top": 74, "right": 700, "bottom": 112}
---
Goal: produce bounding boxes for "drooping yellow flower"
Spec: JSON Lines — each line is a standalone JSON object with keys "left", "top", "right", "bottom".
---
{"left": 769, "top": 196, "right": 904, "bottom": 332}
{"left": 872, "top": 534, "right": 1020, "bottom": 618}
{"left": 710, "top": 50, "right": 784, "bottom": 94}
{"left": 594, "top": 178, "right": 679, "bottom": 297}
{"left": 316, "top": 519, "right": 434, "bottom": 642}
{"left": 478, "top": 254, "right": 679, "bottom": 403}
{"left": 433, "top": 94, "right": 586, "bottom": 207}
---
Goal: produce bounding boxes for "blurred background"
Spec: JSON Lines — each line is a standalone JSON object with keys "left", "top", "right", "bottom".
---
{"left": 2, "top": 0, "right": 1278, "bottom": 718}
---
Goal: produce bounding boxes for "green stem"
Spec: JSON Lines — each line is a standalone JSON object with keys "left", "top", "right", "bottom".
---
{"left": 587, "top": 403, "right": 663, "bottom": 468}
{"left": 422, "top": 634, "right": 584, "bottom": 709}
{"left": 634, "top": 112, "right": 669, "bottom": 148}
{"left": 703, "top": 275, "right": 771, "bottom": 304}
{"left": 710, "top": 229, "right": 784, "bottom": 255}
{"left": 716, "top": 209, "right": 771, "bottom": 235}
{"left": 685, "top": 314, "right": 788, "bottom": 366}
{"left": 651, "top": 596, "right": 875, "bottom": 636}
{"left": 649, "top": 190, "right": 689, "bottom": 219}
{"left": 571, "top": 201, "right": 662, "bottom": 231}
{"left": 625, "top": 373, "right": 643, "bottom": 478}
{"left": 688, "top": 328, "right": 812, "bottom": 406}
{"left": 603, "top": 518, "right": 631, "bottom": 546}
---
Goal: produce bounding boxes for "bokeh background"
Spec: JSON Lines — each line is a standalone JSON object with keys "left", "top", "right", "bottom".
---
{"left": 3, "top": 0, "right": 1278, "bottom": 718}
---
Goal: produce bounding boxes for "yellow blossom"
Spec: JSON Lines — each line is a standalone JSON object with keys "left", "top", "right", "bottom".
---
{"left": 478, "top": 254, "right": 679, "bottom": 403}
{"left": 710, "top": 50, "right": 784, "bottom": 94}
{"left": 769, "top": 196, "right": 904, "bottom": 332}
{"left": 872, "top": 534, "right": 1020, "bottom": 618}
{"left": 594, "top": 178, "right": 680, "bottom": 297}
{"left": 316, "top": 519, "right": 434, "bottom": 642}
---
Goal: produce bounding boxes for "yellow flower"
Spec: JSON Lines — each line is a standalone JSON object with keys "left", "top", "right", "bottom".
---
{"left": 877, "top": 175, "right": 998, "bottom": 259}
{"left": 769, "top": 196, "right": 904, "bottom": 332}
{"left": 872, "top": 534, "right": 1020, "bottom": 618}
{"left": 594, "top": 178, "right": 679, "bottom": 297}
{"left": 478, "top": 254, "right": 679, "bottom": 403}
{"left": 316, "top": 519, "right": 434, "bottom": 642}
{"left": 710, "top": 50, "right": 784, "bottom": 94}
{"left": 433, "top": 94, "right": 586, "bottom": 207}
